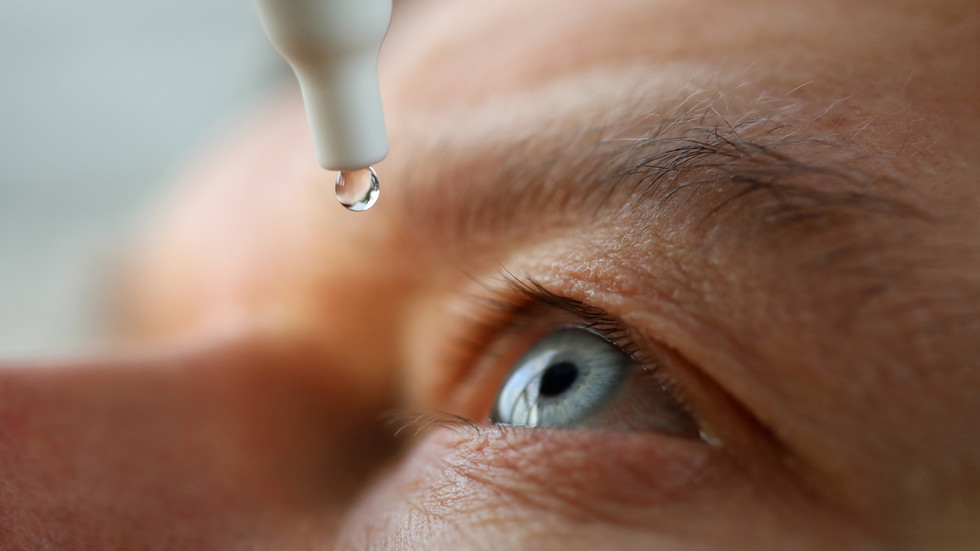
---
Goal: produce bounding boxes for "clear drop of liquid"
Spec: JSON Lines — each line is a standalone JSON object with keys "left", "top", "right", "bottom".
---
{"left": 335, "top": 167, "right": 380, "bottom": 212}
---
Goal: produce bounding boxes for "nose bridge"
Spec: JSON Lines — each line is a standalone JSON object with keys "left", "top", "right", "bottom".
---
{"left": 0, "top": 333, "right": 398, "bottom": 548}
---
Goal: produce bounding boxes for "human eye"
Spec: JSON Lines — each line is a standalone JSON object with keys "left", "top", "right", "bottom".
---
{"left": 490, "top": 327, "right": 699, "bottom": 438}
{"left": 448, "top": 276, "right": 704, "bottom": 441}
{"left": 491, "top": 327, "right": 629, "bottom": 428}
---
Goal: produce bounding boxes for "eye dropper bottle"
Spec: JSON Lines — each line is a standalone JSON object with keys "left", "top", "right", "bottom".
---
{"left": 255, "top": 0, "right": 393, "bottom": 211}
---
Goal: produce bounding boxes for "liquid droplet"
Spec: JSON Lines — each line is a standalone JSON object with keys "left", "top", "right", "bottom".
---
{"left": 335, "top": 167, "right": 380, "bottom": 212}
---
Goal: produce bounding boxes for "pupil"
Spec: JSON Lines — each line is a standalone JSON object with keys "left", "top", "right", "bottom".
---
{"left": 539, "top": 362, "right": 578, "bottom": 397}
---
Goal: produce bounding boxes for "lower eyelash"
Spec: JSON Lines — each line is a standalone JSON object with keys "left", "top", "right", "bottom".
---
{"left": 383, "top": 410, "right": 485, "bottom": 439}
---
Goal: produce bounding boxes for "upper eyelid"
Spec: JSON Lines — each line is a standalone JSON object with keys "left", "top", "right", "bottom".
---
{"left": 458, "top": 270, "right": 642, "bottom": 360}
{"left": 500, "top": 272, "right": 637, "bottom": 352}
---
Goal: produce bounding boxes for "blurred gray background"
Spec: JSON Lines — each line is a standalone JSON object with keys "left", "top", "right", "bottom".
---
{"left": 0, "top": 1, "right": 281, "bottom": 356}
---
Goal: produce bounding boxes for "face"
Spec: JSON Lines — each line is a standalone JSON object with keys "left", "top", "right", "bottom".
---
{"left": 2, "top": 0, "right": 978, "bottom": 549}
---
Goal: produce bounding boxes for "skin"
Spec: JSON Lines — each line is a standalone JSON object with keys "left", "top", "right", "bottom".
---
{"left": 1, "top": 0, "right": 978, "bottom": 549}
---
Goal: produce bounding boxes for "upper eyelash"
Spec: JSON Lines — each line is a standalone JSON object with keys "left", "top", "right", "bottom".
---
{"left": 497, "top": 271, "right": 643, "bottom": 359}
{"left": 449, "top": 269, "right": 649, "bottom": 373}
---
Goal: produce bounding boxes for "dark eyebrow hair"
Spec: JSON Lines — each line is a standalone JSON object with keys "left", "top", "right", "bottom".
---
{"left": 614, "top": 115, "right": 925, "bottom": 238}
{"left": 393, "top": 104, "right": 928, "bottom": 280}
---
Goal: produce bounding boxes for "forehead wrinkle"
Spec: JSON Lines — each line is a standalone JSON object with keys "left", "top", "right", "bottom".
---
{"left": 386, "top": 76, "right": 926, "bottom": 293}
{"left": 386, "top": 67, "right": 728, "bottom": 250}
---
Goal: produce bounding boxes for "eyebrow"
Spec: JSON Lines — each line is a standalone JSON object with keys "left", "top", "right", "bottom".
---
{"left": 390, "top": 86, "right": 926, "bottom": 277}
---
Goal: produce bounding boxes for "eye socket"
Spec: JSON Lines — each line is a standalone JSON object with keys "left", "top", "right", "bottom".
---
{"left": 489, "top": 327, "right": 700, "bottom": 438}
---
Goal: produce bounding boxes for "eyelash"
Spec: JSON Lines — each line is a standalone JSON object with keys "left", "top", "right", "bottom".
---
{"left": 455, "top": 271, "right": 641, "bottom": 357}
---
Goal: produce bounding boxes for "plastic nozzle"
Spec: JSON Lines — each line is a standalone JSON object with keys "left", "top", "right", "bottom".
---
{"left": 256, "top": 0, "right": 392, "bottom": 171}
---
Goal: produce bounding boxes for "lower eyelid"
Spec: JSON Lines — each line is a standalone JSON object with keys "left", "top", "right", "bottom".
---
{"left": 408, "top": 426, "right": 714, "bottom": 521}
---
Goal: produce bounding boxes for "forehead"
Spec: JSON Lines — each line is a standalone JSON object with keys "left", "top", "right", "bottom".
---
{"left": 382, "top": 1, "right": 977, "bottom": 140}
{"left": 383, "top": 1, "right": 884, "bottom": 100}
{"left": 379, "top": 0, "right": 980, "bottom": 228}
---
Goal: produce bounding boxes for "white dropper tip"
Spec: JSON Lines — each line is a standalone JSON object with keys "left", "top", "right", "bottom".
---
{"left": 255, "top": 0, "right": 392, "bottom": 171}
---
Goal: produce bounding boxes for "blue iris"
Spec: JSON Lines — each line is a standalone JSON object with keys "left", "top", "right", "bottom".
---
{"left": 490, "top": 327, "right": 632, "bottom": 428}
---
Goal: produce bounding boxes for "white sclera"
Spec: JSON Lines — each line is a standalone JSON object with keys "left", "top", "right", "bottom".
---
{"left": 335, "top": 166, "right": 380, "bottom": 211}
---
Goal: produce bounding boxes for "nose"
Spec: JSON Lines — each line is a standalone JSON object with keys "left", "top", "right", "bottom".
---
{"left": 0, "top": 331, "right": 397, "bottom": 548}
